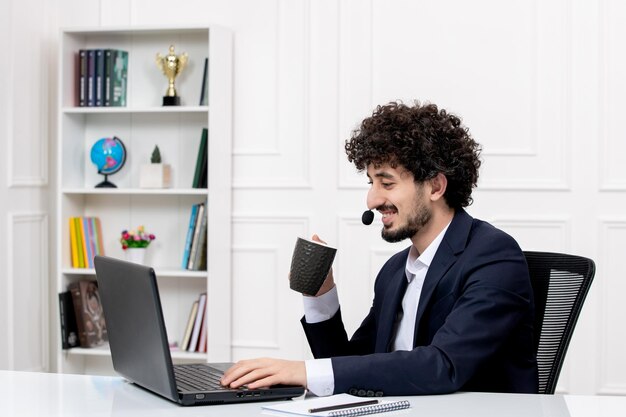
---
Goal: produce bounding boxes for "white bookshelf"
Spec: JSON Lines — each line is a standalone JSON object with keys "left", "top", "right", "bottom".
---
{"left": 56, "top": 26, "right": 233, "bottom": 374}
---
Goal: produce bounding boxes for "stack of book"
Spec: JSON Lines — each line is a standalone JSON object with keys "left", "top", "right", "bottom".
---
{"left": 58, "top": 280, "right": 108, "bottom": 349}
{"left": 181, "top": 203, "right": 207, "bottom": 270}
{"left": 180, "top": 293, "right": 208, "bottom": 353}
{"left": 69, "top": 217, "right": 104, "bottom": 269}
{"left": 77, "top": 49, "right": 128, "bottom": 107}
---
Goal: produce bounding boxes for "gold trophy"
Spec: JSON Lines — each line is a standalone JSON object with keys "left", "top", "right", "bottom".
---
{"left": 156, "top": 45, "right": 188, "bottom": 106}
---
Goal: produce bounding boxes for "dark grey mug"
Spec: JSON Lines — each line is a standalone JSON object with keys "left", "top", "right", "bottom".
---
{"left": 289, "top": 237, "right": 337, "bottom": 296}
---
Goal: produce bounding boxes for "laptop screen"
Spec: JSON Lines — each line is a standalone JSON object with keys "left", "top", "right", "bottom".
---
{"left": 95, "top": 255, "right": 179, "bottom": 402}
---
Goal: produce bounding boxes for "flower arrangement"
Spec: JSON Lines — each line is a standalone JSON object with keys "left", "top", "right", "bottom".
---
{"left": 120, "top": 225, "right": 156, "bottom": 250}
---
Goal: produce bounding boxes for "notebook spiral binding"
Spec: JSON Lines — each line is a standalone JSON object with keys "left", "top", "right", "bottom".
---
{"left": 328, "top": 400, "right": 411, "bottom": 416}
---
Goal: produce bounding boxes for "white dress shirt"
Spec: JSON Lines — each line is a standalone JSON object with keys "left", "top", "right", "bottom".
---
{"left": 303, "top": 222, "right": 450, "bottom": 396}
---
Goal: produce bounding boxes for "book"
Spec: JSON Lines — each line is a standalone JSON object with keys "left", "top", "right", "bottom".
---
{"left": 68, "top": 280, "right": 108, "bottom": 347}
{"left": 187, "top": 203, "right": 205, "bottom": 270}
{"left": 69, "top": 217, "right": 79, "bottom": 268}
{"left": 94, "top": 217, "right": 105, "bottom": 256}
{"left": 82, "top": 217, "right": 94, "bottom": 268}
{"left": 86, "top": 217, "right": 99, "bottom": 260}
{"left": 58, "top": 291, "right": 80, "bottom": 349}
{"left": 77, "top": 50, "right": 87, "bottom": 106}
{"left": 181, "top": 204, "right": 199, "bottom": 269}
{"left": 195, "top": 233, "right": 208, "bottom": 272}
{"left": 187, "top": 293, "right": 206, "bottom": 352}
{"left": 180, "top": 300, "right": 199, "bottom": 350}
{"left": 94, "top": 49, "right": 105, "bottom": 106}
{"left": 261, "top": 394, "right": 411, "bottom": 417}
{"left": 78, "top": 218, "right": 89, "bottom": 268}
{"left": 192, "top": 128, "right": 208, "bottom": 188}
{"left": 103, "top": 49, "right": 114, "bottom": 106}
{"left": 198, "top": 141, "right": 208, "bottom": 188}
{"left": 197, "top": 302, "right": 208, "bottom": 353}
{"left": 189, "top": 208, "right": 207, "bottom": 271}
{"left": 86, "top": 49, "right": 96, "bottom": 106}
{"left": 199, "top": 57, "right": 209, "bottom": 105}
{"left": 111, "top": 50, "right": 128, "bottom": 107}
{"left": 74, "top": 217, "right": 85, "bottom": 268}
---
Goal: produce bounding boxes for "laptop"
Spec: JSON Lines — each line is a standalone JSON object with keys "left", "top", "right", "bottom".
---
{"left": 94, "top": 255, "right": 305, "bottom": 406}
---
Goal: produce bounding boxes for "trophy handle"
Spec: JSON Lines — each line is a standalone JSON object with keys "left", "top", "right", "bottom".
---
{"left": 177, "top": 53, "right": 189, "bottom": 76}
{"left": 155, "top": 53, "right": 165, "bottom": 72}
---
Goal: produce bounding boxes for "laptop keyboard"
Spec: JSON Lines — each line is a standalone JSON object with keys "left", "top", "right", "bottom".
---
{"left": 174, "top": 364, "right": 232, "bottom": 392}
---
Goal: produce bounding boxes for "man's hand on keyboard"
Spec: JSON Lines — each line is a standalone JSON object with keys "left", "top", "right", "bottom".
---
{"left": 220, "top": 358, "right": 306, "bottom": 389}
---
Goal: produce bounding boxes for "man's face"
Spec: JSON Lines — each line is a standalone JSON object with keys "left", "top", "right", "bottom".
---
{"left": 366, "top": 164, "right": 432, "bottom": 243}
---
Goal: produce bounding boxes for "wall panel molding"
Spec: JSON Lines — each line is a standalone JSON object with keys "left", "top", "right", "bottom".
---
{"left": 597, "top": 220, "right": 626, "bottom": 394}
{"left": 489, "top": 217, "right": 571, "bottom": 253}
{"left": 599, "top": 0, "right": 626, "bottom": 191}
{"left": 231, "top": 246, "right": 280, "bottom": 350}
{"left": 338, "top": 0, "right": 571, "bottom": 191}
{"left": 7, "top": 212, "right": 49, "bottom": 371}
{"left": 232, "top": 0, "right": 312, "bottom": 189}
{"left": 459, "top": 0, "right": 572, "bottom": 191}
{"left": 7, "top": 0, "right": 48, "bottom": 188}
{"left": 231, "top": 214, "right": 309, "bottom": 355}
{"left": 337, "top": 0, "right": 373, "bottom": 190}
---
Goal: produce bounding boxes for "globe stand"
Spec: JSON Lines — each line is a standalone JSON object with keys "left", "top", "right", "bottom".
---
{"left": 95, "top": 173, "right": 117, "bottom": 188}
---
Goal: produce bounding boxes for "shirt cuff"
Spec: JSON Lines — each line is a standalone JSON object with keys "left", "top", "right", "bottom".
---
{"left": 302, "top": 286, "right": 339, "bottom": 323}
{"left": 305, "top": 359, "right": 334, "bottom": 397}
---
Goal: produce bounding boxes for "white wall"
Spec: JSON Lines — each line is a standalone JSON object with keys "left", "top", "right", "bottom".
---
{"left": 1, "top": 0, "right": 625, "bottom": 395}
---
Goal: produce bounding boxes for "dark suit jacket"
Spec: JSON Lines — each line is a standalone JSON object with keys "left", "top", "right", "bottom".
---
{"left": 301, "top": 209, "right": 538, "bottom": 395}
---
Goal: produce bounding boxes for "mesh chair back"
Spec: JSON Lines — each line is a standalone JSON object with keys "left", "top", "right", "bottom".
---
{"left": 523, "top": 251, "right": 595, "bottom": 394}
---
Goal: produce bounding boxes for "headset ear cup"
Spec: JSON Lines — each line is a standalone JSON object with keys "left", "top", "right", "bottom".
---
{"left": 362, "top": 210, "right": 374, "bottom": 225}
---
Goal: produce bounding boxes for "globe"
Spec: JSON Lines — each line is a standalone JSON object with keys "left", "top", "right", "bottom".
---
{"left": 90, "top": 136, "right": 127, "bottom": 188}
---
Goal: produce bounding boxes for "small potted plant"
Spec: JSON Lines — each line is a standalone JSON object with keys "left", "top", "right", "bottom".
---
{"left": 140, "top": 145, "right": 171, "bottom": 188}
{"left": 120, "top": 225, "right": 156, "bottom": 264}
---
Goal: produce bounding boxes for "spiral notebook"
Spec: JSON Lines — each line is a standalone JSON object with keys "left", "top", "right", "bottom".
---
{"left": 262, "top": 394, "right": 411, "bottom": 417}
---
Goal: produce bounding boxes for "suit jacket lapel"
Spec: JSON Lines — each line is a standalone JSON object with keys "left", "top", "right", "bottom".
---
{"left": 376, "top": 254, "right": 409, "bottom": 353}
{"left": 412, "top": 209, "right": 473, "bottom": 345}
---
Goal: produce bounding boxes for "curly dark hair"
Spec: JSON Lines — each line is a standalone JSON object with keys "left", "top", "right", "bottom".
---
{"left": 345, "top": 101, "right": 482, "bottom": 209}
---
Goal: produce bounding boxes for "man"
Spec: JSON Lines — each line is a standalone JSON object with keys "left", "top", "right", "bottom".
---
{"left": 221, "top": 101, "right": 538, "bottom": 396}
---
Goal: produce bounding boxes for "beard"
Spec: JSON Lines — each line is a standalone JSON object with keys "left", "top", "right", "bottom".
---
{"left": 380, "top": 191, "right": 432, "bottom": 243}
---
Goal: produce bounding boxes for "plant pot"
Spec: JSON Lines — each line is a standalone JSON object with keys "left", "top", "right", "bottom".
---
{"left": 125, "top": 248, "right": 147, "bottom": 265}
{"left": 139, "top": 163, "right": 171, "bottom": 188}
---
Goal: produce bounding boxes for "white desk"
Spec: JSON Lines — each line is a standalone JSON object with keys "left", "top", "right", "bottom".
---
{"left": 0, "top": 370, "right": 624, "bottom": 417}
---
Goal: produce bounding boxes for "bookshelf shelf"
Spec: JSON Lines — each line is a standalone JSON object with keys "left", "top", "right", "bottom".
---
{"left": 56, "top": 25, "right": 233, "bottom": 375}
{"left": 62, "top": 188, "right": 208, "bottom": 196}
{"left": 61, "top": 267, "right": 209, "bottom": 279}
{"left": 61, "top": 106, "right": 209, "bottom": 114}
{"left": 65, "top": 345, "right": 208, "bottom": 361}
{"left": 170, "top": 351, "right": 209, "bottom": 361}
{"left": 66, "top": 345, "right": 111, "bottom": 357}
{"left": 62, "top": 26, "right": 211, "bottom": 37}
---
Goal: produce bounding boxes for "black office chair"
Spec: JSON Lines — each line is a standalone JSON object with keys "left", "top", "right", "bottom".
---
{"left": 523, "top": 251, "right": 595, "bottom": 394}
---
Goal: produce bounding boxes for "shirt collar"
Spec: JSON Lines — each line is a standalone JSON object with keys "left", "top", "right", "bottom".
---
{"left": 405, "top": 221, "right": 451, "bottom": 281}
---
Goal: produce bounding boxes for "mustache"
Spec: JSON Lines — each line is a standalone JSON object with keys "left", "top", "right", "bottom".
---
{"left": 376, "top": 204, "right": 397, "bottom": 212}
